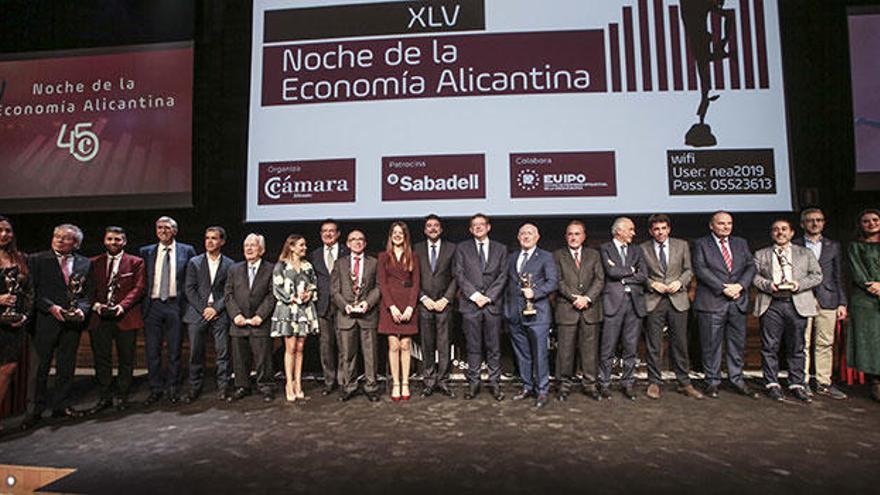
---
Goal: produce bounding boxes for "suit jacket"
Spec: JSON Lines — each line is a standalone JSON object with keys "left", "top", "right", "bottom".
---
{"left": 413, "top": 240, "right": 457, "bottom": 302}
{"left": 792, "top": 236, "right": 847, "bottom": 309}
{"left": 309, "top": 243, "right": 349, "bottom": 317}
{"left": 224, "top": 259, "right": 275, "bottom": 337}
{"left": 87, "top": 252, "right": 146, "bottom": 331}
{"left": 183, "top": 253, "right": 234, "bottom": 324}
{"left": 553, "top": 246, "right": 604, "bottom": 325}
{"left": 692, "top": 234, "right": 755, "bottom": 313}
{"left": 454, "top": 239, "right": 508, "bottom": 315}
{"left": 139, "top": 241, "right": 196, "bottom": 316}
{"left": 504, "top": 247, "right": 558, "bottom": 325}
{"left": 753, "top": 244, "right": 823, "bottom": 318}
{"left": 600, "top": 242, "right": 647, "bottom": 318}
{"left": 28, "top": 250, "right": 94, "bottom": 332}
{"left": 640, "top": 237, "right": 693, "bottom": 312}
{"left": 331, "top": 254, "right": 381, "bottom": 329}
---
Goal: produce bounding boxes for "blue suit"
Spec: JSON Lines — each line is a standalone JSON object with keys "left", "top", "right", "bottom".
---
{"left": 504, "top": 247, "right": 558, "bottom": 395}
{"left": 139, "top": 241, "right": 197, "bottom": 393}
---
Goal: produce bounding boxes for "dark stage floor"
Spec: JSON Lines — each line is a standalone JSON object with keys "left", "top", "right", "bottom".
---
{"left": 1, "top": 377, "right": 879, "bottom": 494}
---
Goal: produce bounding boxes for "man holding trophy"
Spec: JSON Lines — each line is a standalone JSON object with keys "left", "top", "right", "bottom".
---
{"left": 504, "top": 223, "right": 558, "bottom": 408}
{"left": 753, "top": 219, "right": 823, "bottom": 403}
{"left": 86, "top": 226, "right": 146, "bottom": 413}
{"left": 21, "top": 224, "right": 93, "bottom": 430}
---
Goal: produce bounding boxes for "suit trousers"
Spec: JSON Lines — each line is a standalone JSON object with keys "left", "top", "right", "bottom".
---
{"left": 27, "top": 320, "right": 81, "bottom": 413}
{"left": 509, "top": 320, "right": 550, "bottom": 395}
{"left": 461, "top": 309, "right": 502, "bottom": 386}
{"left": 418, "top": 306, "right": 453, "bottom": 389}
{"left": 144, "top": 298, "right": 183, "bottom": 392}
{"left": 89, "top": 320, "right": 137, "bottom": 400}
{"left": 187, "top": 315, "right": 231, "bottom": 392}
{"left": 804, "top": 308, "right": 837, "bottom": 386}
{"left": 231, "top": 334, "right": 274, "bottom": 392}
{"left": 697, "top": 303, "right": 747, "bottom": 387}
{"left": 338, "top": 323, "right": 379, "bottom": 394}
{"left": 599, "top": 294, "right": 642, "bottom": 388}
{"left": 760, "top": 299, "right": 807, "bottom": 388}
{"left": 644, "top": 298, "right": 692, "bottom": 386}
{"left": 317, "top": 314, "right": 340, "bottom": 388}
{"left": 556, "top": 319, "right": 599, "bottom": 392}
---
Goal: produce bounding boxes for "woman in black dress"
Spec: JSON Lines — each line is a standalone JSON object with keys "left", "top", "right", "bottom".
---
{"left": 0, "top": 216, "right": 33, "bottom": 431}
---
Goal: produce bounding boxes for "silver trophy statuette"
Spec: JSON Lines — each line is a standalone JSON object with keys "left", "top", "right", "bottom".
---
{"left": 774, "top": 249, "right": 796, "bottom": 292}
{"left": 62, "top": 272, "right": 86, "bottom": 322}
{"left": 0, "top": 266, "right": 24, "bottom": 325}
{"left": 99, "top": 272, "right": 121, "bottom": 318}
{"left": 519, "top": 272, "right": 537, "bottom": 317}
{"left": 349, "top": 271, "right": 363, "bottom": 314}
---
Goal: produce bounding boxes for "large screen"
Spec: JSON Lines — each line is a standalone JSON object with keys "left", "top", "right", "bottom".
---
{"left": 247, "top": 0, "right": 791, "bottom": 222}
{"left": 0, "top": 42, "right": 193, "bottom": 213}
{"left": 849, "top": 7, "right": 880, "bottom": 190}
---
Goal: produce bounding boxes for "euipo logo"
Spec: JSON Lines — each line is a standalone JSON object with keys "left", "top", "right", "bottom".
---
{"left": 385, "top": 172, "right": 480, "bottom": 192}
{"left": 56, "top": 122, "right": 99, "bottom": 162}
{"left": 516, "top": 169, "right": 541, "bottom": 191}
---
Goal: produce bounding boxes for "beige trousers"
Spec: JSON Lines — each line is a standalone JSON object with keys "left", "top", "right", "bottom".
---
{"left": 804, "top": 308, "right": 837, "bottom": 386}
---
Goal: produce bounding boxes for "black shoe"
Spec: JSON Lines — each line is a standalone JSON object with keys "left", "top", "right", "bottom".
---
{"left": 557, "top": 391, "right": 569, "bottom": 402}
{"left": 51, "top": 407, "right": 82, "bottom": 419}
{"left": 321, "top": 386, "right": 336, "bottom": 397}
{"left": 365, "top": 392, "right": 380, "bottom": 402}
{"left": 115, "top": 397, "right": 130, "bottom": 412}
{"left": 421, "top": 386, "right": 434, "bottom": 398}
{"left": 183, "top": 389, "right": 201, "bottom": 404}
{"left": 339, "top": 390, "right": 356, "bottom": 402}
{"left": 464, "top": 384, "right": 480, "bottom": 400}
{"left": 490, "top": 386, "right": 504, "bottom": 401}
{"left": 790, "top": 387, "right": 812, "bottom": 403}
{"left": 597, "top": 386, "right": 612, "bottom": 401}
{"left": 767, "top": 386, "right": 784, "bottom": 401}
{"left": 262, "top": 390, "right": 275, "bottom": 402}
{"left": 228, "top": 388, "right": 250, "bottom": 402}
{"left": 143, "top": 391, "right": 164, "bottom": 406}
{"left": 19, "top": 413, "right": 41, "bottom": 431}
{"left": 815, "top": 384, "right": 847, "bottom": 400}
{"left": 732, "top": 383, "right": 760, "bottom": 399}
{"left": 535, "top": 394, "right": 549, "bottom": 408}
{"left": 512, "top": 389, "right": 534, "bottom": 401}
{"left": 217, "top": 388, "right": 232, "bottom": 401}
{"left": 622, "top": 385, "right": 637, "bottom": 401}
{"left": 583, "top": 384, "right": 599, "bottom": 400}
{"left": 167, "top": 390, "right": 181, "bottom": 404}
{"left": 436, "top": 384, "right": 455, "bottom": 398}
{"left": 704, "top": 384, "right": 719, "bottom": 399}
{"left": 86, "top": 398, "right": 113, "bottom": 416}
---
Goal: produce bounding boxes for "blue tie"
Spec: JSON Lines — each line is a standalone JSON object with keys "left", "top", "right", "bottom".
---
{"left": 430, "top": 244, "right": 438, "bottom": 273}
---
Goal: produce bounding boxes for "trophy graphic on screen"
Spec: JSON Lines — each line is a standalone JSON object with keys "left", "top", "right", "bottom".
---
{"left": 774, "top": 248, "right": 796, "bottom": 292}
{"left": 349, "top": 271, "right": 363, "bottom": 314}
{"left": 99, "top": 272, "right": 121, "bottom": 318}
{"left": 62, "top": 273, "right": 86, "bottom": 322}
{"left": 519, "top": 272, "right": 537, "bottom": 317}
{"left": 0, "top": 266, "right": 24, "bottom": 325}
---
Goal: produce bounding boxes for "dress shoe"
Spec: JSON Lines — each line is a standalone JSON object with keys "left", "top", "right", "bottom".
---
{"left": 677, "top": 384, "right": 704, "bottom": 400}
{"left": 597, "top": 386, "right": 612, "bottom": 401}
{"left": 646, "top": 383, "right": 661, "bottom": 400}
{"left": 622, "top": 385, "right": 637, "bottom": 401}
{"left": 262, "top": 390, "right": 275, "bottom": 402}
{"left": 556, "top": 391, "right": 569, "bottom": 402}
{"left": 490, "top": 386, "right": 504, "bottom": 401}
{"left": 583, "top": 384, "right": 599, "bottom": 400}
{"left": 228, "top": 388, "right": 250, "bottom": 402}
{"left": 815, "top": 384, "right": 847, "bottom": 400}
{"left": 51, "top": 407, "right": 82, "bottom": 419}
{"left": 167, "top": 390, "right": 181, "bottom": 404}
{"left": 143, "top": 391, "right": 164, "bottom": 406}
{"left": 421, "top": 386, "right": 434, "bottom": 398}
{"left": 436, "top": 385, "right": 455, "bottom": 398}
{"left": 535, "top": 394, "right": 549, "bottom": 408}
{"left": 183, "top": 389, "right": 201, "bottom": 404}
{"left": 365, "top": 392, "right": 380, "bottom": 402}
{"left": 790, "top": 387, "right": 812, "bottom": 403}
{"left": 464, "top": 384, "right": 480, "bottom": 400}
{"left": 732, "top": 383, "right": 760, "bottom": 399}
{"left": 767, "top": 386, "right": 784, "bottom": 401}
{"left": 321, "top": 386, "right": 336, "bottom": 397}
{"left": 217, "top": 388, "right": 232, "bottom": 401}
{"left": 339, "top": 390, "right": 357, "bottom": 402}
{"left": 115, "top": 397, "right": 130, "bottom": 412}
{"left": 86, "top": 398, "right": 113, "bottom": 416}
{"left": 512, "top": 389, "right": 535, "bottom": 401}
{"left": 704, "top": 384, "right": 719, "bottom": 399}
{"left": 19, "top": 413, "right": 41, "bottom": 431}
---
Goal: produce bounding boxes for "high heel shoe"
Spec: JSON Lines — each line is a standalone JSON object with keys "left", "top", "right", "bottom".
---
{"left": 295, "top": 387, "right": 306, "bottom": 400}
{"left": 401, "top": 383, "right": 410, "bottom": 401}
{"left": 285, "top": 383, "right": 296, "bottom": 403}
{"left": 391, "top": 383, "right": 401, "bottom": 402}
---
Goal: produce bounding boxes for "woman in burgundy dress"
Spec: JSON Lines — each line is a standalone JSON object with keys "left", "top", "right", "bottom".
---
{"left": 377, "top": 222, "right": 420, "bottom": 401}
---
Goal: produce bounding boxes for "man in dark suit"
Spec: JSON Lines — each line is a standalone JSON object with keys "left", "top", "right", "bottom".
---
{"left": 794, "top": 208, "right": 848, "bottom": 399}
{"left": 309, "top": 219, "right": 348, "bottom": 396}
{"left": 753, "top": 219, "right": 822, "bottom": 403}
{"left": 692, "top": 211, "right": 758, "bottom": 399}
{"left": 183, "top": 226, "right": 234, "bottom": 402}
{"left": 21, "top": 224, "right": 93, "bottom": 430}
{"left": 413, "top": 214, "right": 457, "bottom": 398}
{"left": 331, "top": 229, "right": 382, "bottom": 402}
{"left": 504, "top": 223, "right": 558, "bottom": 408}
{"left": 139, "top": 216, "right": 196, "bottom": 405}
{"left": 224, "top": 233, "right": 276, "bottom": 402}
{"left": 454, "top": 214, "right": 508, "bottom": 401}
{"left": 598, "top": 217, "right": 647, "bottom": 400}
{"left": 639, "top": 214, "right": 703, "bottom": 400}
{"left": 553, "top": 220, "right": 604, "bottom": 401}
{"left": 86, "top": 226, "right": 145, "bottom": 414}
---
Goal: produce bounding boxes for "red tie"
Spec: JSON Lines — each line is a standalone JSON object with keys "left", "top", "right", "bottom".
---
{"left": 573, "top": 250, "right": 581, "bottom": 269}
{"left": 59, "top": 255, "right": 71, "bottom": 284}
{"left": 352, "top": 256, "right": 361, "bottom": 287}
{"left": 720, "top": 238, "right": 733, "bottom": 272}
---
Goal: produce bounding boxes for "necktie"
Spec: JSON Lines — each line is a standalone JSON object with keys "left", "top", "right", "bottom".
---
{"left": 658, "top": 243, "right": 668, "bottom": 274}
{"left": 59, "top": 255, "right": 70, "bottom": 284}
{"left": 248, "top": 264, "right": 256, "bottom": 289}
{"left": 573, "top": 249, "right": 581, "bottom": 269}
{"left": 106, "top": 255, "right": 114, "bottom": 280}
{"left": 352, "top": 256, "right": 361, "bottom": 288}
{"left": 478, "top": 242, "right": 487, "bottom": 270}
{"left": 325, "top": 247, "right": 334, "bottom": 273}
{"left": 720, "top": 238, "right": 733, "bottom": 272}
{"left": 159, "top": 247, "right": 171, "bottom": 301}
{"left": 430, "top": 244, "right": 438, "bottom": 273}
{"left": 619, "top": 244, "right": 628, "bottom": 266}
{"left": 518, "top": 251, "right": 529, "bottom": 274}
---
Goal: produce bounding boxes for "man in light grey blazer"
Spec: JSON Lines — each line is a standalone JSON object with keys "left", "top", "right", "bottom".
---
{"left": 331, "top": 230, "right": 382, "bottom": 402}
{"left": 753, "top": 219, "right": 822, "bottom": 403}
{"left": 640, "top": 214, "right": 703, "bottom": 400}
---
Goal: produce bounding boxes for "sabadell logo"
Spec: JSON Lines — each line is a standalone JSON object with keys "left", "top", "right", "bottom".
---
{"left": 386, "top": 173, "right": 480, "bottom": 192}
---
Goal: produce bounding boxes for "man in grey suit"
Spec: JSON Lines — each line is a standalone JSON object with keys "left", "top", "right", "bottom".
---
{"left": 754, "top": 219, "right": 823, "bottom": 403}
{"left": 224, "top": 233, "right": 276, "bottom": 402}
{"left": 794, "top": 208, "right": 848, "bottom": 399}
{"left": 309, "top": 219, "right": 349, "bottom": 396}
{"left": 692, "top": 211, "right": 758, "bottom": 399}
{"left": 639, "top": 214, "right": 703, "bottom": 400}
{"left": 598, "top": 217, "right": 647, "bottom": 400}
{"left": 454, "top": 213, "right": 508, "bottom": 401}
{"left": 183, "top": 226, "right": 234, "bottom": 402}
{"left": 414, "top": 214, "right": 457, "bottom": 398}
{"left": 553, "top": 220, "right": 604, "bottom": 401}
{"left": 331, "top": 229, "right": 381, "bottom": 402}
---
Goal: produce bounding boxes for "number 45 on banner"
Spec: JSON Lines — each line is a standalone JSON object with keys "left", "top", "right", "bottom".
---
{"left": 56, "top": 122, "right": 100, "bottom": 162}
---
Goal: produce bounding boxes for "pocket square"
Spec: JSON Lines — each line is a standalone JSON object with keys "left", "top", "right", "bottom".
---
{"left": 607, "top": 259, "right": 616, "bottom": 267}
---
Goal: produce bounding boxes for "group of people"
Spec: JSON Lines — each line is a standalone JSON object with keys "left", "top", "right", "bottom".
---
{"left": 1, "top": 207, "right": 880, "bottom": 432}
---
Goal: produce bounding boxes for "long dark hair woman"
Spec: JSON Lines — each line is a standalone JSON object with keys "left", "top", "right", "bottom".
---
{"left": 0, "top": 215, "right": 34, "bottom": 431}
{"left": 847, "top": 208, "right": 880, "bottom": 402}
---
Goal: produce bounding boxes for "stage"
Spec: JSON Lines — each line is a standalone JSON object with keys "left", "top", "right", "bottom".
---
{"left": 1, "top": 376, "right": 878, "bottom": 494}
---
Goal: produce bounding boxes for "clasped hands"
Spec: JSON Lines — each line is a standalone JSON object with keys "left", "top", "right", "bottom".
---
{"left": 650, "top": 281, "right": 683, "bottom": 294}
{"left": 421, "top": 297, "right": 449, "bottom": 312}
{"left": 389, "top": 305, "right": 414, "bottom": 323}
{"left": 721, "top": 283, "right": 744, "bottom": 300}
{"left": 233, "top": 314, "right": 263, "bottom": 327}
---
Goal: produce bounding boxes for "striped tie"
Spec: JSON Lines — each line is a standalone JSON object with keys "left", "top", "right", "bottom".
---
{"left": 720, "top": 238, "right": 733, "bottom": 272}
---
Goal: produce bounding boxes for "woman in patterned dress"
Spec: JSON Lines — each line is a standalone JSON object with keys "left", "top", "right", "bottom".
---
{"left": 271, "top": 234, "right": 319, "bottom": 402}
{"left": 847, "top": 209, "right": 880, "bottom": 402}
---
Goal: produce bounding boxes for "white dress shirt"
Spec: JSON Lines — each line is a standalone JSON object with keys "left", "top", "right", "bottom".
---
{"left": 151, "top": 241, "right": 177, "bottom": 299}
